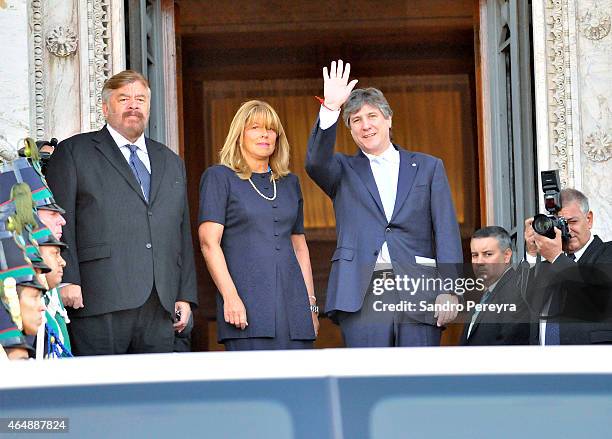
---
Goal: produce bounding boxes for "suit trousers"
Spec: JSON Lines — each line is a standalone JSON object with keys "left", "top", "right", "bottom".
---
{"left": 69, "top": 286, "right": 174, "bottom": 356}
{"left": 337, "top": 270, "right": 442, "bottom": 348}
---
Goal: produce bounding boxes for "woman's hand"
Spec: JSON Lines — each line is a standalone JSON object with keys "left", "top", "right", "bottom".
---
{"left": 311, "top": 311, "right": 320, "bottom": 337}
{"left": 224, "top": 294, "right": 248, "bottom": 330}
{"left": 200, "top": 222, "right": 248, "bottom": 331}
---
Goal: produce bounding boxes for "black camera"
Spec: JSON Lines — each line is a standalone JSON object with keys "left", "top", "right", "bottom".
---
{"left": 532, "top": 170, "right": 571, "bottom": 241}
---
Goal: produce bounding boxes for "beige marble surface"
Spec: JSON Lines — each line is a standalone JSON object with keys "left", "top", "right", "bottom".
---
{"left": 575, "top": 0, "right": 612, "bottom": 240}
{"left": 45, "top": 1, "right": 81, "bottom": 141}
{"left": 26, "top": 1, "right": 125, "bottom": 142}
{"left": 532, "top": 0, "right": 552, "bottom": 204}
{"left": 0, "top": 0, "right": 30, "bottom": 154}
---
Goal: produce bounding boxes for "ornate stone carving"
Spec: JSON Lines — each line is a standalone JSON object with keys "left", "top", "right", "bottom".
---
{"left": 46, "top": 26, "right": 78, "bottom": 57}
{"left": 30, "top": 0, "right": 46, "bottom": 140}
{"left": 545, "top": 0, "right": 574, "bottom": 187}
{"left": 86, "top": 0, "right": 112, "bottom": 130}
{"left": 583, "top": 129, "right": 612, "bottom": 161}
{"left": 583, "top": 95, "right": 612, "bottom": 162}
{"left": 580, "top": 6, "right": 611, "bottom": 40}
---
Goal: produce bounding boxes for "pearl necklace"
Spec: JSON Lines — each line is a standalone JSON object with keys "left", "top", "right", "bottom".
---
{"left": 248, "top": 174, "right": 277, "bottom": 201}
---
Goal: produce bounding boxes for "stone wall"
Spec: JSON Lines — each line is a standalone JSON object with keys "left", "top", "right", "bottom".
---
{"left": 575, "top": 0, "right": 612, "bottom": 239}
{"left": 533, "top": 0, "right": 611, "bottom": 239}
{"left": 0, "top": 0, "right": 30, "bottom": 156}
{"left": 0, "top": 0, "right": 124, "bottom": 154}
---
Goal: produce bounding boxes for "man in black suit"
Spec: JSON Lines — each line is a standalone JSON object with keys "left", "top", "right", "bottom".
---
{"left": 460, "top": 227, "right": 529, "bottom": 345}
{"left": 524, "top": 188, "right": 612, "bottom": 345}
{"left": 46, "top": 70, "right": 197, "bottom": 355}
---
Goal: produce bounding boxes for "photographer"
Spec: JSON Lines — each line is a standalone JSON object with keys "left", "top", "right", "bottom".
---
{"left": 523, "top": 188, "right": 612, "bottom": 345}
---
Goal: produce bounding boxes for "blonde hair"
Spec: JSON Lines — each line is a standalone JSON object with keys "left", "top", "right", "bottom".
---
{"left": 219, "top": 100, "right": 290, "bottom": 180}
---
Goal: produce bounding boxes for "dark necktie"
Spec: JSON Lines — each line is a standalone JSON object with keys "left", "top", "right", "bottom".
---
{"left": 544, "top": 253, "right": 575, "bottom": 345}
{"left": 126, "top": 144, "right": 150, "bottom": 201}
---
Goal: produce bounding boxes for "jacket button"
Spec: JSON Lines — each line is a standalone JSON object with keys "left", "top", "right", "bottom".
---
{"left": 374, "top": 250, "right": 379, "bottom": 256}
{"left": 146, "top": 243, "right": 152, "bottom": 249}
{"left": 275, "top": 245, "right": 281, "bottom": 250}
{"left": 274, "top": 232, "right": 279, "bottom": 236}
{"left": 385, "top": 227, "right": 391, "bottom": 232}
{"left": 273, "top": 217, "right": 279, "bottom": 222}
{"left": 148, "top": 211, "right": 153, "bottom": 217}
{"left": 272, "top": 204, "right": 278, "bottom": 208}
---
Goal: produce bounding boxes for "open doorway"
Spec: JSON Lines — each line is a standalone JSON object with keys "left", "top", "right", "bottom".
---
{"left": 175, "top": 0, "right": 481, "bottom": 351}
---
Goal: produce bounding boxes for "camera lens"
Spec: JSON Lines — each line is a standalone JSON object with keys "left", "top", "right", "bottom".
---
{"left": 533, "top": 214, "right": 555, "bottom": 239}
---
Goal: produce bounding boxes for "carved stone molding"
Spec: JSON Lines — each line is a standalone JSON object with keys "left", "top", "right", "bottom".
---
{"left": 30, "top": 0, "right": 46, "bottom": 140}
{"left": 582, "top": 94, "right": 612, "bottom": 162}
{"left": 583, "top": 129, "right": 612, "bottom": 161}
{"left": 580, "top": 5, "right": 611, "bottom": 40}
{"left": 545, "top": 0, "right": 574, "bottom": 187}
{"left": 46, "top": 26, "right": 78, "bottom": 57}
{"left": 86, "top": 0, "right": 112, "bottom": 130}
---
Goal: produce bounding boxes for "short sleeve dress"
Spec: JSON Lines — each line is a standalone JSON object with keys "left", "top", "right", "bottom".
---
{"left": 198, "top": 165, "right": 315, "bottom": 349}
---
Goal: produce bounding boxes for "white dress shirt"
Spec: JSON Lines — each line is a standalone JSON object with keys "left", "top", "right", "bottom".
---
{"left": 106, "top": 124, "right": 151, "bottom": 173}
{"left": 319, "top": 107, "right": 400, "bottom": 265}
{"left": 537, "top": 234, "right": 594, "bottom": 345}
{"left": 319, "top": 106, "right": 341, "bottom": 130}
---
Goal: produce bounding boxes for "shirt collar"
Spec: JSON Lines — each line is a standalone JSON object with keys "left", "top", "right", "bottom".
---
{"left": 570, "top": 233, "right": 594, "bottom": 262}
{"left": 106, "top": 124, "right": 147, "bottom": 153}
{"left": 363, "top": 143, "right": 399, "bottom": 164}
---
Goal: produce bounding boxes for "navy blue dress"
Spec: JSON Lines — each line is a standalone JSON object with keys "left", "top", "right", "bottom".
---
{"left": 198, "top": 165, "right": 315, "bottom": 350}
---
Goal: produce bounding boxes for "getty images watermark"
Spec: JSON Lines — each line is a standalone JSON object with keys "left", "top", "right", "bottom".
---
{"left": 371, "top": 274, "right": 518, "bottom": 314}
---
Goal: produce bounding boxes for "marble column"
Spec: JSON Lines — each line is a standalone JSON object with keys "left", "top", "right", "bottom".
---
{"left": 0, "top": 0, "right": 31, "bottom": 156}
{"left": 574, "top": 0, "right": 612, "bottom": 239}
{"left": 533, "top": 0, "right": 612, "bottom": 239}
{"left": 39, "top": 0, "right": 82, "bottom": 141}
{"left": 5, "top": 0, "right": 126, "bottom": 154}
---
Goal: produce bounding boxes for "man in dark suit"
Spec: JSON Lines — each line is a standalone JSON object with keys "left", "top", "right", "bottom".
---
{"left": 523, "top": 188, "right": 612, "bottom": 345}
{"left": 460, "top": 226, "right": 529, "bottom": 346}
{"left": 305, "top": 60, "right": 463, "bottom": 347}
{"left": 46, "top": 70, "right": 197, "bottom": 355}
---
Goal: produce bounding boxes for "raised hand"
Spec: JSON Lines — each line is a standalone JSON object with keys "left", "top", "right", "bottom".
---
{"left": 323, "top": 60, "right": 359, "bottom": 111}
{"left": 534, "top": 227, "right": 563, "bottom": 263}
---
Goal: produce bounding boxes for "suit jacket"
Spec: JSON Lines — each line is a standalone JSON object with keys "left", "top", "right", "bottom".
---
{"left": 460, "top": 267, "right": 530, "bottom": 346}
{"left": 46, "top": 126, "right": 197, "bottom": 317}
{"left": 523, "top": 235, "right": 612, "bottom": 344}
{"left": 305, "top": 120, "right": 463, "bottom": 325}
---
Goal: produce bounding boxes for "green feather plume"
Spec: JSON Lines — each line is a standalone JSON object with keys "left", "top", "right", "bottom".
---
{"left": 24, "top": 138, "right": 40, "bottom": 161}
{"left": 9, "top": 183, "right": 36, "bottom": 233}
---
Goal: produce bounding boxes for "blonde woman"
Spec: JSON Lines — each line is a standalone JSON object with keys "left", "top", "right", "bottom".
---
{"left": 198, "top": 100, "right": 318, "bottom": 350}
